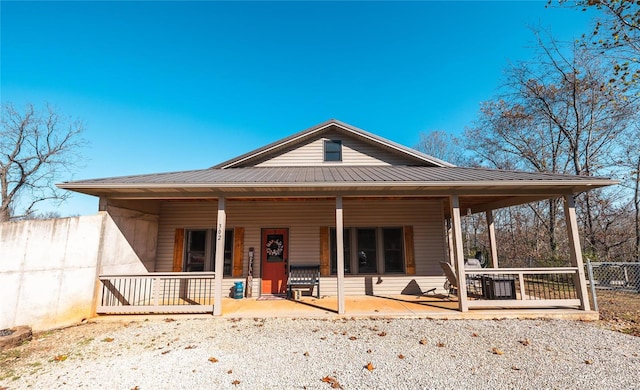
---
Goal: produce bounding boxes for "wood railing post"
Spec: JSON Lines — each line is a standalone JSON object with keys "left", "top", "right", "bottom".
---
{"left": 518, "top": 272, "right": 526, "bottom": 300}
{"left": 154, "top": 276, "right": 161, "bottom": 308}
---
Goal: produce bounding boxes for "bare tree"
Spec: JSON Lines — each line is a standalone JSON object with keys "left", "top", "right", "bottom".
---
{"left": 616, "top": 123, "right": 640, "bottom": 260}
{"left": 414, "top": 130, "right": 467, "bottom": 166}
{"left": 553, "top": 0, "right": 640, "bottom": 261}
{"left": 0, "top": 103, "right": 85, "bottom": 222}
{"left": 465, "top": 31, "right": 636, "bottom": 259}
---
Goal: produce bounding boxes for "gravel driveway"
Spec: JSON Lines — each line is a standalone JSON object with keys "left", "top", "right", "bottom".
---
{"left": 1, "top": 317, "right": 639, "bottom": 389}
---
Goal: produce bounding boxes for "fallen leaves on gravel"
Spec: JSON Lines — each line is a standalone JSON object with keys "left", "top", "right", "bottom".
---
{"left": 52, "top": 354, "right": 67, "bottom": 362}
{"left": 161, "top": 350, "right": 170, "bottom": 355}
{"left": 419, "top": 338, "right": 427, "bottom": 345}
{"left": 585, "top": 359, "right": 593, "bottom": 364}
{"left": 303, "top": 351, "right": 310, "bottom": 356}
{"left": 365, "top": 362, "right": 375, "bottom": 371}
{"left": 436, "top": 342, "right": 445, "bottom": 347}
{"left": 321, "top": 376, "right": 342, "bottom": 389}
{"left": 471, "top": 333, "right": 479, "bottom": 337}
{"left": 519, "top": 339, "right": 531, "bottom": 346}
{"left": 164, "top": 318, "right": 176, "bottom": 322}
{"left": 101, "top": 337, "right": 114, "bottom": 342}
{"left": 232, "top": 379, "right": 241, "bottom": 385}
{"left": 511, "top": 366, "right": 520, "bottom": 371}
{"left": 349, "top": 336, "right": 357, "bottom": 340}
{"left": 227, "top": 370, "right": 233, "bottom": 374}
{"left": 491, "top": 347, "right": 504, "bottom": 355}
{"left": 184, "top": 345, "right": 196, "bottom": 349}
{"left": 378, "top": 332, "right": 387, "bottom": 337}
{"left": 398, "top": 354, "right": 405, "bottom": 359}
{"left": 208, "top": 357, "right": 219, "bottom": 363}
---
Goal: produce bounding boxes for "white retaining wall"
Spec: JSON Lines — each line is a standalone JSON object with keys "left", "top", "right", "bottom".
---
{"left": 0, "top": 208, "right": 157, "bottom": 331}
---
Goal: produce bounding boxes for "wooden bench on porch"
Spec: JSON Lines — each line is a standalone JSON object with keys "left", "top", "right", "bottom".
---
{"left": 288, "top": 265, "right": 320, "bottom": 299}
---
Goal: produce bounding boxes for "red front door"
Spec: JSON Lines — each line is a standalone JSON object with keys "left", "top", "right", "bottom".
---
{"left": 261, "top": 228, "right": 288, "bottom": 295}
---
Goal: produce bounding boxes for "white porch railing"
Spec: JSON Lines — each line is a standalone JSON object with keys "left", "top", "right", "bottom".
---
{"left": 97, "top": 272, "right": 216, "bottom": 314}
{"left": 463, "top": 267, "right": 581, "bottom": 309}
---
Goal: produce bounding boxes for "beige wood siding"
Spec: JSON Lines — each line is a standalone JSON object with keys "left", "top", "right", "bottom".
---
{"left": 254, "top": 130, "right": 418, "bottom": 167}
{"left": 341, "top": 198, "right": 446, "bottom": 277}
{"left": 156, "top": 198, "right": 447, "bottom": 296}
{"left": 318, "top": 276, "right": 447, "bottom": 296}
{"left": 156, "top": 201, "right": 220, "bottom": 272}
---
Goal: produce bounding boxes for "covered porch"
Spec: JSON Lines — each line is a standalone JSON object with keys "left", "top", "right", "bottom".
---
{"left": 93, "top": 191, "right": 592, "bottom": 317}
{"left": 61, "top": 168, "right": 610, "bottom": 318}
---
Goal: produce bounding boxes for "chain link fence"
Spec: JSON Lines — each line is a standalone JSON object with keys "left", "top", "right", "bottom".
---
{"left": 585, "top": 261, "right": 640, "bottom": 312}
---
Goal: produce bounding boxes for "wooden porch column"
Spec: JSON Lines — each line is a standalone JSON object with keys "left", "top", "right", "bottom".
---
{"left": 563, "top": 194, "right": 591, "bottom": 311}
{"left": 486, "top": 210, "right": 499, "bottom": 268}
{"left": 213, "top": 197, "right": 227, "bottom": 316}
{"left": 336, "top": 195, "right": 345, "bottom": 315}
{"left": 450, "top": 195, "right": 469, "bottom": 312}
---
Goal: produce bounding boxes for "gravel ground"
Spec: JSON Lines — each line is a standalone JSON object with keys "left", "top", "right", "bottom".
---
{"left": 1, "top": 317, "right": 639, "bottom": 389}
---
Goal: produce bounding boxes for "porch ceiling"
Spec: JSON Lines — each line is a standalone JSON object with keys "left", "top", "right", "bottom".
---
{"left": 72, "top": 186, "right": 585, "bottom": 216}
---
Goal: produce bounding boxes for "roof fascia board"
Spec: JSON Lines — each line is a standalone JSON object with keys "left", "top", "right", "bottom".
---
{"left": 57, "top": 184, "right": 614, "bottom": 201}
{"left": 57, "top": 178, "right": 616, "bottom": 190}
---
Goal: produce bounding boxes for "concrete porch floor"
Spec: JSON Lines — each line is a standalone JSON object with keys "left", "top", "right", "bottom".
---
{"left": 219, "top": 294, "right": 598, "bottom": 321}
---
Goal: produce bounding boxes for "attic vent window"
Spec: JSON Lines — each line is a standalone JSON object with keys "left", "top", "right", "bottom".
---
{"left": 324, "top": 139, "right": 342, "bottom": 162}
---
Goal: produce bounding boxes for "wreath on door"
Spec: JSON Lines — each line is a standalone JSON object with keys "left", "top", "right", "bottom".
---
{"left": 265, "top": 239, "right": 284, "bottom": 257}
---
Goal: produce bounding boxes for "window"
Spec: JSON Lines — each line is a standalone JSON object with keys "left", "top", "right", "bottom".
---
{"left": 383, "top": 228, "right": 404, "bottom": 273}
{"left": 185, "top": 230, "right": 207, "bottom": 272}
{"left": 330, "top": 228, "right": 351, "bottom": 274}
{"left": 330, "top": 227, "right": 406, "bottom": 275}
{"left": 357, "top": 228, "right": 377, "bottom": 273}
{"left": 222, "top": 230, "right": 234, "bottom": 275}
{"left": 324, "top": 139, "right": 342, "bottom": 162}
{"left": 184, "top": 229, "right": 234, "bottom": 276}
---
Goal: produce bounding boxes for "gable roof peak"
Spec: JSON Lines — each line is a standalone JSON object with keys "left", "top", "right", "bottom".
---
{"left": 213, "top": 119, "right": 455, "bottom": 169}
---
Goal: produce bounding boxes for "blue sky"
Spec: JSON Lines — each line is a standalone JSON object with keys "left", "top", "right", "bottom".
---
{"left": 1, "top": 1, "right": 595, "bottom": 217}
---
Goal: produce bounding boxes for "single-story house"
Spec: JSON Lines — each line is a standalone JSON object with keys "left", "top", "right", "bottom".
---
{"left": 58, "top": 119, "right": 615, "bottom": 315}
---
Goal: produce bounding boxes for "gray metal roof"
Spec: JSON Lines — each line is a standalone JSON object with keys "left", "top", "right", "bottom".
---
{"left": 58, "top": 166, "right": 617, "bottom": 214}
{"left": 59, "top": 165, "right": 615, "bottom": 187}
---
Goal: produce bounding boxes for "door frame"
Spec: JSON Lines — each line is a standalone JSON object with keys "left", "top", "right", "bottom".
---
{"left": 260, "top": 227, "right": 289, "bottom": 295}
